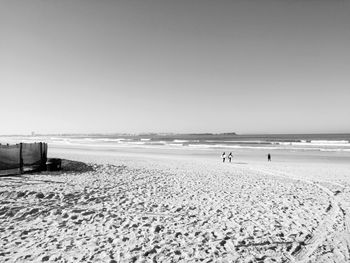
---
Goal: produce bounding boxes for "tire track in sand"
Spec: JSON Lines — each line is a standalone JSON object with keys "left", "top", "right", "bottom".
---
{"left": 246, "top": 166, "right": 345, "bottom": 263}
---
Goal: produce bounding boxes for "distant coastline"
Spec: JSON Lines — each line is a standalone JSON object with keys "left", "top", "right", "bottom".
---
{"left": 2, "top": 132, "right": 350, "bottom": 137}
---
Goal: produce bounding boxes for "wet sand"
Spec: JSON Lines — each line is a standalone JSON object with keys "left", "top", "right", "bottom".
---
{"left": 1, "top": 147, "right": 350, "bottom": 262}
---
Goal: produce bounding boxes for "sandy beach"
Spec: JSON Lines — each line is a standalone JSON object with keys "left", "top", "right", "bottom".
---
{"left": 1, "top": 146, "right": 350, "bottom": 263}
{"left": 3, "top": 0, "right": 350, "bottom": 261}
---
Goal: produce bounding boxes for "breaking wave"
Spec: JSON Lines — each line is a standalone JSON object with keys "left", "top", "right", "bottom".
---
{"left": 1, "top": 135, "right": 350, "bottom": 152}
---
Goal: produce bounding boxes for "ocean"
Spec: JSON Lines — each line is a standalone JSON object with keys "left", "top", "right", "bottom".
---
{"left": 1, "top": 133, "right": 350, "bottom": 153}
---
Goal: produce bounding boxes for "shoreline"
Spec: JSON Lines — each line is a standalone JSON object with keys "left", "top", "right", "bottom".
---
{"left": 49, "top": 143, "right": 350, "bottom": 164}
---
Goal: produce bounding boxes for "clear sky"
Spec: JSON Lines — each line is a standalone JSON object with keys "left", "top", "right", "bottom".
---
{"left": 1, "top": 0, "right": 350, "bottom": 135}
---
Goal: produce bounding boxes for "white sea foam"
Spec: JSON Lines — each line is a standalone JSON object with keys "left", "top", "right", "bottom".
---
{"left": 96, "top": 138, "right": 126, "bottom": 142}
{"left": 126, "top": 141, "right": 146, "bottom": 145}
{"left": 277, "top": 140, "right": 350, "bottom": 147}
{"left": 187, "top": 144, "right": 277, "bottom": 150}
{"left": 205, "top": 140, "right": 268, "bottom": 144}
{"left": 310, "top": 140, "right": 349, "bottom": 145}
{"left": 173, "top": 140, "right": 188, "bottom": 143}
{"left": 320, "top": 148, "right": 350, "bottom": 152}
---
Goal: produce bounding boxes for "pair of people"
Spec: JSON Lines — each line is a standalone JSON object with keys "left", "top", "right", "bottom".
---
{"left": 221, "top": 152, "right": 233, "bottom": 163}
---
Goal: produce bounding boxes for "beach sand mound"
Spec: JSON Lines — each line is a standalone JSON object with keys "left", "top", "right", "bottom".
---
{"left": 60, "top": 159, "right": 95, "bottom": 173}
{"left": 0, "top": 158, "right": 343, "bottom": 262}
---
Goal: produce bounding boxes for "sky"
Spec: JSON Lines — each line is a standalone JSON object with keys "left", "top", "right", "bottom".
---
{"left": 1, "top": 0, "right": 350, "bottom": 135}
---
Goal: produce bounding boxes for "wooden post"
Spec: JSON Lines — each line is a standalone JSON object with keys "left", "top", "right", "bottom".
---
{"left": 44, "top": 143, "right": 48, "bottom": 164}
{"left": 39, "top": 142, "right": 43, "bottom": 171}
{"left": 19, "top": 143, "right": 23, "bottom": 174}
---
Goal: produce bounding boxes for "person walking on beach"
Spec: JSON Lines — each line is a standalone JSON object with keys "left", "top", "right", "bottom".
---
{"left": 222, "top": 152, "right": 226, "bottom": 163}
{"left": 228, "top": 152, "right": 233, "bottom": 162}
{"left": 268, "top": 153, "right": 271, "bottom": 162}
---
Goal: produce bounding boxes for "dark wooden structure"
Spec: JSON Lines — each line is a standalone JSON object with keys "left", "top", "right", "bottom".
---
{"left": 0, "top": 142, "right": 48, "bottom": 176}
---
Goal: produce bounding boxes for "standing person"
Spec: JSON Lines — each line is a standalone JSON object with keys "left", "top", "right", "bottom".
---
{"left": 228, "top": 152, "right": 233, "bottom": 162}
{"left": 221, "top": 152, "right": 226, "bottom": 163}
{"left": 268, "top": 153, "right": 271, "bottom": 162}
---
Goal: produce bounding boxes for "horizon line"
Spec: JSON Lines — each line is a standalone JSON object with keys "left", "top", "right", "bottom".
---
{"left": 1, "top": 132, "right": 350, "bottom": 137}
